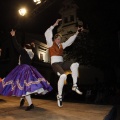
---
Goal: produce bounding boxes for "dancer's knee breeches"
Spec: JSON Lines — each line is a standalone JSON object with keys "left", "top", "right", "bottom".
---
{"left": 70, "top": 62, "right": 79, "bottom": 71}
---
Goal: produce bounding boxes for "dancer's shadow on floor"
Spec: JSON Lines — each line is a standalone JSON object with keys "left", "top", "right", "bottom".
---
{"left": 0, "top": 99, "right": 6, "bottom": 103}
{"left": 19, "top": 106, "right": 47, "bottom": 112}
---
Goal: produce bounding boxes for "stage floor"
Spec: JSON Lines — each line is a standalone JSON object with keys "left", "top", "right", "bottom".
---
{"left": 0, "top": 95, "right": 113, "bottom": 120}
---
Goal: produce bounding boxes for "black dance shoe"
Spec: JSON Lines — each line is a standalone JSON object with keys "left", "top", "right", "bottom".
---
{"left": 57, "top": 95, "right": 63, "bottom": 107}
{"left": 25, "top": 104, "right": 34, "bottom": 111}
{"left": 20, "top": 98, "right": 25, "bottom": 107}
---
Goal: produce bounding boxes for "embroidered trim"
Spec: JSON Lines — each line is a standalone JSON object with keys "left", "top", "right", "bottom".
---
{"left": 2, "top": 78, "right": 16, "bottom": 91}
{"left": 2, "top": 78, "right": 50, "bottom": 91}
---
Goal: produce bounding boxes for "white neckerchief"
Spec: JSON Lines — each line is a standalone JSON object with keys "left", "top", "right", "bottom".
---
{"left": 56, "top": 43, "right": 61, "bottom": 48}
{"left": 24, "top": 48, "right": 34, "bottom": 59}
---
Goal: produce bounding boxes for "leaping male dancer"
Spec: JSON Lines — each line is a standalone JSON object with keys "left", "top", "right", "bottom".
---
{"left": 45, "top": 19, "right": 83, "bottom": 107}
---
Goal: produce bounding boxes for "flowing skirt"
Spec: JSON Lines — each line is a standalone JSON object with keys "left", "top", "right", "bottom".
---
{"left": 0, "top": 64, "right": 53, "bottom": 97}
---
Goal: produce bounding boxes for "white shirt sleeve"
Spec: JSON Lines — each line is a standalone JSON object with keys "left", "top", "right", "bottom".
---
{"left": 62, "top": 33, "right": 78, "bottom": 49}
{"left": 44, "top": 26, "right": 54, "bottom": 47}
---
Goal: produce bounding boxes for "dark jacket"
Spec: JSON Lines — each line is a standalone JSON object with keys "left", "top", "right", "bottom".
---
{"left": 12, "top": 36, "right": 32, "bottom": 65}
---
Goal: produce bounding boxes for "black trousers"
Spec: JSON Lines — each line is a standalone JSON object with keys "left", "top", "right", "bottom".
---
{"left": 51, "top": 61, "right": 73, "bottom": 75}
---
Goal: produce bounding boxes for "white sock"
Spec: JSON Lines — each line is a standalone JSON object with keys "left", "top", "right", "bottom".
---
{"left": 58, "top": 74, "right": 67, "bottom": 96}
{"left": 25, "top": 95, "right": 32, "bottom": 106}
{"left": 70, "top": 63, "right": 79, "bottom": 86}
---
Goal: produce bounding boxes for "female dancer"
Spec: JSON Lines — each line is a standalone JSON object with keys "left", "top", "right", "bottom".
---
{"left": 0, "top": 29, "right": 53, "bottom": 111}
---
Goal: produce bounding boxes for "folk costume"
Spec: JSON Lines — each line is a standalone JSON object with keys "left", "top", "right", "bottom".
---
{"left": 0, "top": 36, "right": 53, "bottom": 110}
{"left": 45, "top": 25, "right": 82, "bottom": 107}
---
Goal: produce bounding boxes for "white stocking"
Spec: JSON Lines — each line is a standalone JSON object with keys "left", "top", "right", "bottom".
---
{"left": 58, "top": 74, "right": 67, "bottom": 96}
{"left": 25, "top": 95, "right": 32, "bottom": 106}
{"left": 70, "top": 63, "right": 79, "bottom": 86}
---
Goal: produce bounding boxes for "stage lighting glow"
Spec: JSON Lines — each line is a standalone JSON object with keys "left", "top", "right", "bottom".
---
{"left": 33, "top": 0, "right": 41, "bottom": 5}
{"left": 18, "top": 8, "right": 27, "bottom": 16}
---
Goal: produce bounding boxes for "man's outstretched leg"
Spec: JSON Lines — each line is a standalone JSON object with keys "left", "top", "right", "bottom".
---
{"left": 70, "top": 63, "right": 82, "bottom": 95}
{"left": 57, "top": 74, "right": 67, "bottom": 107}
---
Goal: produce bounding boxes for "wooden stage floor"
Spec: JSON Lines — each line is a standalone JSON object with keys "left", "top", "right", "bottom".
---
{"left": 0, "top": 95, "right": 114, "bottom": 120}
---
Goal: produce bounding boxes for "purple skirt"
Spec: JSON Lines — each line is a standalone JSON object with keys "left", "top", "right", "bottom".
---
{"left": 0, "top": 64, "right": 53, "bottom": 97}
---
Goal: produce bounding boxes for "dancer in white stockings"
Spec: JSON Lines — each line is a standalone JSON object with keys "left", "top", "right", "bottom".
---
{"left": 45, "top": 19, "right": 83, "bottom": 107}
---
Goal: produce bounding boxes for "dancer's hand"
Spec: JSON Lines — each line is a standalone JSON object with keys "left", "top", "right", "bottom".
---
{"left": 10, "top": 29, "right": 16, "bottom": 36}
{"left": 53, "top": 19, "right": 62, "bottom": 27}
{"left": 31, "top": 42, "right": 35, "bottom": 47}
{"left": 78, "top": 27, "right": 84, "bottom": 32}
{"left": 76, "top": 27, "right": 84, "bottom": 34}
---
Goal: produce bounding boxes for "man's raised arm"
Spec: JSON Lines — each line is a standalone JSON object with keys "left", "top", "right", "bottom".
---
{"left": 44, "top": 19, "right": 62, "bottom": 47}
{"left": 62, "top": 27, "right": 84, "bottom": 49}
